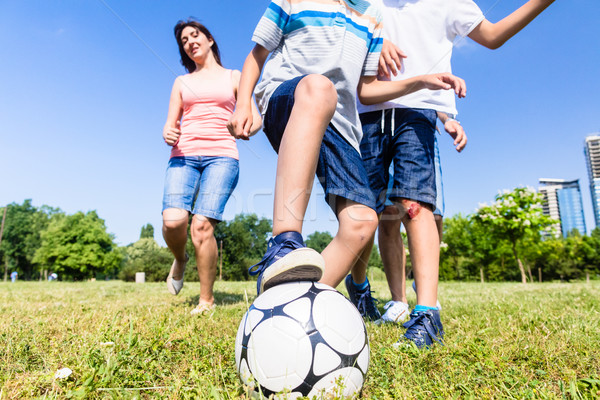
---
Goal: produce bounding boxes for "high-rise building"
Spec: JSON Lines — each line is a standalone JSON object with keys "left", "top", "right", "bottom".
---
{"left": 584, "top": 134, "right": 600, "bottom": 229}
{"left": 539, "top": 179, "right": 586, "bottom": 237}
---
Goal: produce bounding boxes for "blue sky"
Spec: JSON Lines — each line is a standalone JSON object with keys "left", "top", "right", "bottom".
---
{"left": 1, "top": 0, "right": 599, "bottom": 246}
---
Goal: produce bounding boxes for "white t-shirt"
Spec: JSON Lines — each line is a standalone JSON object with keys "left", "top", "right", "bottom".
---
{"left": 358, "top": 0, "right": 484, "bottom": 115}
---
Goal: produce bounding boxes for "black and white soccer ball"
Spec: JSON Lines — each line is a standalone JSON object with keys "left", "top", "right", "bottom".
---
{"left": 235, "top": 281, "right": 369, "bottom": 399}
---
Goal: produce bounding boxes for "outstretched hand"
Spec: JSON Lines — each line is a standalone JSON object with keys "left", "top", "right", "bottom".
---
{"left": 422, "top": 73, "right": 467, "bottom": 98}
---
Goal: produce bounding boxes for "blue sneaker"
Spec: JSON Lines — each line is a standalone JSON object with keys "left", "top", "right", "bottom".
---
{"left": 345, "top": 275, "right": 381, "bottom": 321}
{"left": 249, "top": 231, "right": 324, "bottom": 295}
{"left": 412, "top": 281, "right": 442, "bottom": 310}
{"left": 399, "top": 309, "right": 444, "bottom": 349}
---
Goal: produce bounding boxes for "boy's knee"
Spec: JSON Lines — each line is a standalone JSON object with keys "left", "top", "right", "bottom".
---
{"left": 296, "top": 75, "right": 337, "bottom": 112}
{"left": 397, "top": 199, "right": 433, "bottom": 221}
{"left": 379, "top": 216, "right": 401, "bottom": 238}
{"left": 344, "top": 208, "right": 378, "bottom": 239}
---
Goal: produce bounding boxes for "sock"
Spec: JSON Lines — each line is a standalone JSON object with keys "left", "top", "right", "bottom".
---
{"left": 414, "top": 304, "right": 438, "bottom": 313}
{"left": 352, "top": 277, "right": 369, "bottom": 292}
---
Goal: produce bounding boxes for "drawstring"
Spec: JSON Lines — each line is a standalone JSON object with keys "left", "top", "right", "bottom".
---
{"left": 381, "top": 109, "right": 396, "bottom": 137}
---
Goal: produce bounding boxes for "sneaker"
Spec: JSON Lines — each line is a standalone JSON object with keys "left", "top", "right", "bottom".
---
{"left": 412, "top": 281, "right": 442, "bottom": 310}
{"left": 166, "top": 254, "right": 189, "bottom": 295}
{"left": 249, "top": 231, "right": 324, "bottom": 295}
{"left": 190, "top": 303, "right": 216, "bottom": 315}
{"left": 345, "top": 275, "right": 381, "bottom": 321}
{"left": 398, "top": 309, "right": 444, "bottom": 349}
{"left": 376, "top": 301, "right": 410, "bottom": 324}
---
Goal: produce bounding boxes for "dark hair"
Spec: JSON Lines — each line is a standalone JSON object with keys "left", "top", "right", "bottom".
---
{"left": 174, "top": 19, "right": 222, "bottom": 73}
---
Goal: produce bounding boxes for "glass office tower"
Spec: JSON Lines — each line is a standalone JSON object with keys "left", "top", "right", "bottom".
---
{"left": 539, "top": 179, "right": 586, "bottom": 237}
{"left": 584, "top": 134, "right": 600, "bottom": 229}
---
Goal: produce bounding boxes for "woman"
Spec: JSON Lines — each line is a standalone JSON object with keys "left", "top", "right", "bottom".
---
{"left": 162, "top": 19, "right": 261, "bottom": 315}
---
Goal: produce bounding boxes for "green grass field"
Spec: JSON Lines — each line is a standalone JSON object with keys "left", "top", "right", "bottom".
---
{"left": 1, "top": 280, "right": 599, "bottom": 399}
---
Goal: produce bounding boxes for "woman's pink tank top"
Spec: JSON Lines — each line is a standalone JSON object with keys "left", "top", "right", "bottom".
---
{"left": 170, "top": 69, "right": 238, "bottom": 160}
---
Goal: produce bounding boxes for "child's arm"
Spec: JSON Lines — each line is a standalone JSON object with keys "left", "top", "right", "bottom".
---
{"left": 437, "top": 111, "right": 467, "bottom": 152}
{"left": 232, "top": 70, "right": 263, "bottom": 139}
{"left": 228, "top": 45, "right": 270, "bottom": 140}
{"left": 378, "top": 39, "right": 407, "bottom": 79}
{"left": 468, "top": 0, "right": 555, "bottom": 49}
{"left": 357, "top": 73, "right": 466, "bottom": 106}
{"left": 163, "top": 77, "right": 183, "bottom": 146}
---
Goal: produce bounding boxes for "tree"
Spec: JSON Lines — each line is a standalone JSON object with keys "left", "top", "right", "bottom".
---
{"left": 0, "top": 200, "right": 57, "bottom": 279}
{"left": 214, "top": 214, "right": 272, "bottom": 281}
{"left": 119, "top": 238, "right": 172, "bottom": 282}
{"left": 33, "top": 211, "right": 123, "bottom": 280}
{"left": 139, "top": 223, "right": 155, "bottom": 240}
{"left": 306, "top": 231, "right": 333, "bottom": 253}
{"left": 473, "top": 187, "right": 555, "bottom": 283}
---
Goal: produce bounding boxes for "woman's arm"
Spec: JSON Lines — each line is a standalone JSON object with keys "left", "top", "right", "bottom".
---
{"left": 163, "top": 77, "right": 183, "bottom": 146}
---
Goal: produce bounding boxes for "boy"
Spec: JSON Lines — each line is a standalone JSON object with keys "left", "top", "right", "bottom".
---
{"left": 228, "top": 0, "right": 465, "bottom": 295}
{"left": 347, "top": 0, "right": 555, "bottom": 348}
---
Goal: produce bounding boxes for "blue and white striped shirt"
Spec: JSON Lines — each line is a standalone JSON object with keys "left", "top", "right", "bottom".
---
{"left": 253, "top": 0, "right": 383, "bottom": 152}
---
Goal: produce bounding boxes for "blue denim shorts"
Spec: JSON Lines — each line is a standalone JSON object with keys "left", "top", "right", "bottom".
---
{"left": 263, "top": 76, "right": 376, "bottom": 212}
{"left": 162, "top": 156, "right": 239, "bottom": 221}
{"left": 384, "top": 135, "right": 445, "bottom": 215}
{"left": 360, "top": 108, "right": 437, "bottom": 214}
{"left": 432, "top": 136, "right": 445, "bottom": 216}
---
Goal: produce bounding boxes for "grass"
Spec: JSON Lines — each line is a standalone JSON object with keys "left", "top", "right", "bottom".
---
{"left": 0, "top": 279, "right": 599, "bottom": 399}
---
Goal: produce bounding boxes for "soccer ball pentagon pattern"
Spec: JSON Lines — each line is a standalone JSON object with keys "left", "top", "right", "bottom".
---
{"left": 235, "top": 281, "right": 370, "bottom": 399}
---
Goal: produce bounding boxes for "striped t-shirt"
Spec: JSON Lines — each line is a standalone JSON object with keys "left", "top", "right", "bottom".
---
{"left": 252, "top": 0, "right": 383, "bottom": 152}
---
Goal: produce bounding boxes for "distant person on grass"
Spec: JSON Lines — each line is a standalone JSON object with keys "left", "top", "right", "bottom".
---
{"left": 228, "top": 0, "right": 465, "bottom": 296}
{"left": 162, "top": 19, "right": 261, "bottom": 315}
{"left": 347, "top": 0, "right": 556, "bottom": 348}
{"left": 10, "top": 271, "right": 17, "bottom": 283}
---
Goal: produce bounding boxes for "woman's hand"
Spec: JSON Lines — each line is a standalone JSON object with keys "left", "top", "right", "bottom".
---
{"left": 163, "top": 121, "right": 182, "bottom": 146}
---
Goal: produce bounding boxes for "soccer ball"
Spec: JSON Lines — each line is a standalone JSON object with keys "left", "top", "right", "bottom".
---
{"left": 235, "top": 281, "right": 369, "bottom": 399}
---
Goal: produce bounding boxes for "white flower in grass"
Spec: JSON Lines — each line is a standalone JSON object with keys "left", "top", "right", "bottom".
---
{"left": 99, "top": 341, "right": 115, "bottom": 347}
{"left": 55, "top": 367, "right": 72, "bottom": 379}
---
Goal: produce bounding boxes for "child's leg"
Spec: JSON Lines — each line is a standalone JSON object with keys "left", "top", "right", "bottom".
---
{"left": 272, "top": 75, "right": 337, "bottom": 235}
{"left": 395, "top": 199, "right": 439, "bottom": 308}
{"left": 320, "top": 198, "right": 378, "bottom": 288}
{"left": 347, "top": 233, "right": 375, "bottom": 286}
{"left": 251, "top": 75, "right": 336, "bottom": 294}
{"left": 378, "top": 206, "right": 408, "bottom": 304}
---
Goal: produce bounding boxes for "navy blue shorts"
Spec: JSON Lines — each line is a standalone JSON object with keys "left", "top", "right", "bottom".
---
{"left": 263, "top": 76, "right": 376, "bottom": 212}
{"left": 359, "top": 108, "right": 437, "bottom": 214}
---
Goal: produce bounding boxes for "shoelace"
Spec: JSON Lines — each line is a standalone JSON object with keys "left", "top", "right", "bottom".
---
{"left": 248, "top": 238, "right": 303, "bottom": 276}
{"left": 403, "top": 312, "right": 443, "bottom": 345}
{"left": 356, "top": 289, "right": 379, "bottom": 316}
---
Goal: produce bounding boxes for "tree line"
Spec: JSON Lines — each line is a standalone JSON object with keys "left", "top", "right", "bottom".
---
{"left": 1, "top": 188, "right": 598, "bottom": 283}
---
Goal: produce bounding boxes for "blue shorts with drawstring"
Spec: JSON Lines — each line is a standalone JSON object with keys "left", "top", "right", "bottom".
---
{"left": 360, "top": 108, "right": 437, "bottom": 214}
{"left": 263, "top": 76, "right": 376, "bottom": 213}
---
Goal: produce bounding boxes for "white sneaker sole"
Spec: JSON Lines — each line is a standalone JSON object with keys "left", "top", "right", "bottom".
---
{"left": 259, "top": 248, "right": 325, "bottom": 294}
